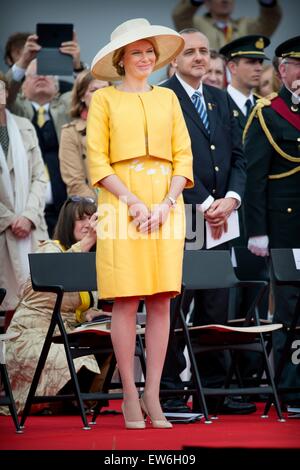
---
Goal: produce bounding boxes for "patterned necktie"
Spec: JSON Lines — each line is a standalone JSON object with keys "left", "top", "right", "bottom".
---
{"left": 245, "top": 99, "right": 253, "bottom": 119}
{"left": 0, "top": 126, "right": 9, "bottom": 157}
{"left": 37, "top": 106, "right": 46, "bottom": 128}
{"left": 191, "top": 91, "right": 210, "bottom": 133}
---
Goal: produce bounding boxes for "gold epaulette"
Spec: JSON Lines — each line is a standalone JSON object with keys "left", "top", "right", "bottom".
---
{"left": 243, "top": 92, "right": 300, "bottom": 179}
{"left": 242, "top": 94, "right": 278, "bottom": 143}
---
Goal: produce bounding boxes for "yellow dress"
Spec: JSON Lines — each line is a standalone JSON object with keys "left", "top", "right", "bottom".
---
{"left": 87, "top": 86, "right": 194, "bottom": 299}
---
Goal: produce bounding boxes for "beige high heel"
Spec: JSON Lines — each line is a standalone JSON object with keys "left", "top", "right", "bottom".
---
{"left": 140, "top": 396, "right": 173, "bottom": 429}
{"left": 121, "top": 402, "right": 146, "bottom": 430}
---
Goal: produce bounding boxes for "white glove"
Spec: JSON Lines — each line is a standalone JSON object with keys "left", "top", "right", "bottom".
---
{"left": 248, "top": 235, "right": 269, "bottom": 257}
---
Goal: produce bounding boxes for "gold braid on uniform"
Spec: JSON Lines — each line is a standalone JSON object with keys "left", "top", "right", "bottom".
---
{"left": 243, "top": 92, "right": 300, "bottom": 179}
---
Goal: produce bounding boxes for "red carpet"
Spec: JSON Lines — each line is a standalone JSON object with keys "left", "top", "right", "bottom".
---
{"left": 1, "top": 402, "right": 300, "bottom": 451}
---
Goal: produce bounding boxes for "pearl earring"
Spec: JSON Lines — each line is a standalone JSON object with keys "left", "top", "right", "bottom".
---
{"left": 119, "top": 61, "right": 124, "bottom": 68}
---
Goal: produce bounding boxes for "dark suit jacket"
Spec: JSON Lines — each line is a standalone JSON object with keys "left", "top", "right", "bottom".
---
{"left": 161, "top": 75, "right": 246, "bottom": 206}
{"left": 227, "top": 94, "right": 258, "bottom": 143}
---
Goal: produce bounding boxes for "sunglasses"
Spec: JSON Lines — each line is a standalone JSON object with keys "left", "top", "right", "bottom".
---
{"left": 66, "top": 196, "right": 96, "bottom": 204}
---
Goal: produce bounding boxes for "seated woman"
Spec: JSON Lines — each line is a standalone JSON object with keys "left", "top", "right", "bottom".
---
{"left": 0, "top": 197, "right": 111, "bottom": 415}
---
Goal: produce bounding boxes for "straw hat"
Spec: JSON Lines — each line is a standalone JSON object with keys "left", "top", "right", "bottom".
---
{"left": 91, "top": 18, "right": 184, "bottom": 81}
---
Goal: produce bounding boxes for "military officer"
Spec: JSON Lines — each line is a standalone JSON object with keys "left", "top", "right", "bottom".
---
{"left": 220, "top": 36, "right": 272, "bottom": 382}
{"left": 220, "top": 35, "right": 270, "bottom": 141}
{"left": 244, "top": 36, "right": 300, "bottom": 406}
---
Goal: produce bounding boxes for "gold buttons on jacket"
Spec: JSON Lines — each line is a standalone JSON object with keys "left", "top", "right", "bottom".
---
{"left": 287, "top": 207, "right": 293, "bottom": 213}
{"left": 210, "top": 144, "right": 216, "bottom": 150}
{"left": 214, "top": 166, "right": 219, "bottom": 172}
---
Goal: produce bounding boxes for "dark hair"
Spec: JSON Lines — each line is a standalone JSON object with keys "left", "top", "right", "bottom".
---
{"left": 70, "top": 69, "right": 94, "bottom": 118}
{"left": 53, "top": 197, "right": 97, "bottom": 249}
{"left": 4, "top": 32, "right": 31, "bottom": 66}
{"left": 210, "top": 49, "right": 226, "bottom": 62}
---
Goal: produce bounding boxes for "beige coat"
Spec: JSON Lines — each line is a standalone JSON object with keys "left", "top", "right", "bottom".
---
{"left": 172, "top": 0, "right": 282, "bottom": 50}
{"left": 0, "top": 240, "right": 101, "bottom": 415}
{"left": 59, "top": 118, "right": 96, "bottom": 198}
{"left": 0, "top": 114, "right": 48, "bottom": 310}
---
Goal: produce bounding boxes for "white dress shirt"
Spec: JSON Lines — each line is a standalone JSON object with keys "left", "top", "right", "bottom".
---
{"left": 227, "top": 84, "right": 255, "bottom": 116}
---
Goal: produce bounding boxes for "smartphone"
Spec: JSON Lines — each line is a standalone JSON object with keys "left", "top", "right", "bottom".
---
{"left": 36, "top": 23, "right": 73, "bottom": 47}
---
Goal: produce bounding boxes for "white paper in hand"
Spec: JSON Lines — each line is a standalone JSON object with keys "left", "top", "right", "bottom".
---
{"left": 206, "top": 210, "right": 240, "bottom": 249}
{"left": 292, "top": 249, "right": 300, "bottom": 270}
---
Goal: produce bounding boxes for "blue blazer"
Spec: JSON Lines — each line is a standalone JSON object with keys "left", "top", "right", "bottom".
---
{"left": 161, "top": 75, "right": 246, "bottom": 206}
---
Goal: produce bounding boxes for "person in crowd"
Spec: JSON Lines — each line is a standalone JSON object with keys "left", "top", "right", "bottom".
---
{"left": 161, "top": 29, "right": 255, "bottom": 415}
{"left": 87, "top": 18, "right": 193, "bottom": 429}
{"left": 4, "top": 32, "right": 31, "bottom": 68}
{"left": 59, "top": 70, "right": 109, "bottom": 199}
{"left": 172, "top": 0, "right": 282, "bottom": 50}
{"left": 0, "top": 72, "right": 48, "bottom": 320}
{"left": 6, "top": 33, "right": 86, "bottom": 236}
{"left": 220, "top": 36, "right": 271, "bottom": 381}
{"left": 0, "top": 197, "right": 109, "bottom": 416}
{"left": 220, "top": 36, "right": 268, "bottom": 248}
{"left": 220, "top": 35, "right": 269, "bottom": 143}
{"left": 256, "top": 63, "right": 281, "bottom": 97}
{"left": 202, "top": 49, "right": 226, "bottom": 89}
{"left": 244, "top": 35, "right": 300, "bottom": 408}
{"left": 4, "top": 31, "right": 86, "bottom": 93}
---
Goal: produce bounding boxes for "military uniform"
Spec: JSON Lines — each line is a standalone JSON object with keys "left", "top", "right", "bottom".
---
{"left": 220, "top": 35, "right": 270, "bottom": 246}
{"left": 244, "top": 36, "right": 300, "bottom": 404}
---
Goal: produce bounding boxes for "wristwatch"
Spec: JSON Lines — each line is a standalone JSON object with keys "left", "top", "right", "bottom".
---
{"left": 167, "top": 195, "right": 177, "bottom": 208}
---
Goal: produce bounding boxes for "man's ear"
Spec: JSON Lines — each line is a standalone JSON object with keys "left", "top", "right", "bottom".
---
{"left": 227, "top": 60, "right": 236, "bottom": 76}
{"left": 171, "top": 58, "right": 177, "bottom": 68}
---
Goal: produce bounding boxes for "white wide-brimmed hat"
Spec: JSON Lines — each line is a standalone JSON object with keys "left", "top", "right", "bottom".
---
{"left": 91, "top": 18, "right": 184, "bottom": 81}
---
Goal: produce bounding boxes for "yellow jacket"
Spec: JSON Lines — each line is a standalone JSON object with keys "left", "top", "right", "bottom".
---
{"left": 87, "top": 85, "right": 194, "bottom": 188}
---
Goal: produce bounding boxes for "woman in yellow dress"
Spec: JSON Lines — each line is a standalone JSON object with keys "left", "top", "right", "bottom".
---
{"left": 87, "top": 18, "right": 193, "bottom": 429}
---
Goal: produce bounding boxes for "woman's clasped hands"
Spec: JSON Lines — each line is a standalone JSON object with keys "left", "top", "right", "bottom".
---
{"left": 129, "top": 201, "right": 171, "bottom": 234}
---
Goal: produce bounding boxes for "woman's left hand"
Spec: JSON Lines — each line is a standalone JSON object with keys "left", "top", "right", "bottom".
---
{"left": 139, "top": 203, "right": 171, "bottom": 233}
{"left": 80, "top": 212, "right": 98, "bottom": 252}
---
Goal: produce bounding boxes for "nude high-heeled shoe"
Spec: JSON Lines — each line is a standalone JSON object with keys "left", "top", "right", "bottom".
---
{"left": 121, "top": 402, "right": 146, "bottom": 430}
{"left": 140, "top": 396, "right": 173, "bottom": 429}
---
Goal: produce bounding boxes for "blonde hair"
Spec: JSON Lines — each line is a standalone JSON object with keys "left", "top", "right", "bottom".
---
{"left": 70, "top": 69, "right": 94, "bottom": 118}
{"left": 112, "top": 38, "right": 160, "bottom": 77}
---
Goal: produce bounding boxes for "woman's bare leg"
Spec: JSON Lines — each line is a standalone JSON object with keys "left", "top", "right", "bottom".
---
{"left": 110, "top": 296, "right": 143, "bottom": 421}
{"left": 143, "top": 293, "right": 171, "bottom": 419}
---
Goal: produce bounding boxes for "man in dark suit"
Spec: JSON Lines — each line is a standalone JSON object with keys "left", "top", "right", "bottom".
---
{"left": 244, "top": 35, "right": 300, "bottom": 407}
{"left": 161, "top": 29, "right": 254, "bottom": 414}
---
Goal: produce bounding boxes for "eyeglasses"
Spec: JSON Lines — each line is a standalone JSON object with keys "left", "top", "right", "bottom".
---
{"left": 66, "top": 196, "right": 96, "bottom": 204}
{"left": 284, "top": 61, "right": 300, "bottom": 68}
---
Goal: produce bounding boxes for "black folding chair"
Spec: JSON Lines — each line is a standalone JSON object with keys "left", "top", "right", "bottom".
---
{"left": 0, "top": 288, "right": 22, "bottom": 433}
{"left": 20, "top": 252, "right": 146, "bottom": 430}
{"left": 264, "top": 249, "right": 300, "bottom": 416}
{"left": 171, "top": 250, "right": 284, "bottom": 422}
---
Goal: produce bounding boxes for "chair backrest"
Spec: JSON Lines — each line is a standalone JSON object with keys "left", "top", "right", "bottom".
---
{"left": 182, "top": 250, "right": 238, "bottom": 290}
{"left": 271, "top": 249, "right": 300, "bottom": 286}
{"left": 0, "top": 288, "right": 6, "bottom": 306}
{"left": 233, "top": 246, "right": 269, "bottom": 281}
{"left": 28, "top": 252, "right": 97, "bottom": 293}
